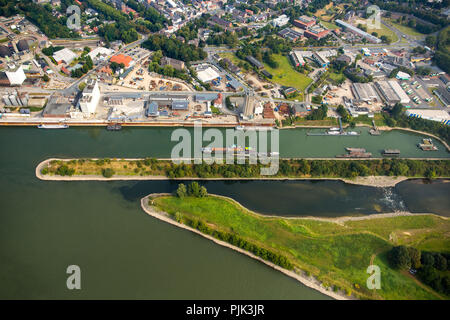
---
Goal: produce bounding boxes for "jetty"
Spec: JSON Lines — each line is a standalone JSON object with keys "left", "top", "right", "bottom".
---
{"left": 369, "top": 120, "right": 380, "bottom": 136}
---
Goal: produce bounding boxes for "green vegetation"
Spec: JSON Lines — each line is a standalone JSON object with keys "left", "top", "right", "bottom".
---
{"left": 384, "top": 103, "right": 450, "bottom": 145}
{"left": 387, "top": 246, "right": 449, "bottom": 296}
{"left": 44, "top": 158, "right": 450, "bottom": 180}
{"left": 152, "top": 192, "right": 449, "bottom": 299}
{"left": 142, "top": 34, "right": 207, "bottom": 63}
{"left": 434, "top": 26, "right": 450, "bottom": 74}
{"left": 263, "top": 54, "right": 312, "bottom": 92}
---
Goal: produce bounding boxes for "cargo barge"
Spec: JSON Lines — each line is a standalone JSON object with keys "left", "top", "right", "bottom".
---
{"left": 418, "top": 138, "right": 438, "bottom": 151}
{"left": 337, "top": 148, "right": 372, "bottom": 158}
{"left": 382, "top": 149, "right": 401, "bottom": 157}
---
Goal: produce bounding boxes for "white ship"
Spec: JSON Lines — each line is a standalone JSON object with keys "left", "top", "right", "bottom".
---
{"left": 37, "top": 124, "right": 69, "bottom": 129}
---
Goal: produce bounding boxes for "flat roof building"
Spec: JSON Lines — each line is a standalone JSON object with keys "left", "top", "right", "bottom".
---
{"left": 374, "top": 80, "right": 410, "bottom": 105}
{"left": 53, "top": 48, "right": 77, "bottom": 65}
{"left": 246, "top": 56, "right": 264, "bottom": 69}
{"left": 197, "top": 67, "right": 220, "bottom": 83}
{"left": 304, "top": 26, "right": 330, "bottom": 40}
{"left": 335, "top": 19, "right": 382, "bottom": 44}
{"left": 5, "top": 65, "right": 26, "bottom": 86}
{"left": 406, "top": 109, "right": 450, "bottom": 125}
{"left": 293, "top": 15, "right": 316, "bottom": 29}
{"left": 351, "top": 83, "right": 380, "bottom": 102}
{"left": 78, "top": 78, "right": 100, "bottom": 114}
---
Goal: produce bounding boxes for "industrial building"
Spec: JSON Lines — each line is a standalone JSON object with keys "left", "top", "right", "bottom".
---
{"left": 145, "top": 101, "right": 159, "bottom": 117}
{"left": 246, "top": 56, "right": 264, "bottom": 70}
{"left": 406, "top": 109, "right": 450, "bottom": 125}
{"left": 374, "top": 80, "right": 410, "bottom": 105}
{"left": 335, "top": 19, "right": 382, "bottom": 44}
{"left": 88, "top": 47, "right": 113, "bottom": 63}
{"left": 53, "top": 48, "right": 77, "bottom": 65}
{"left": 78, "top": 79, "right": 100, "bottom": 114}
{"left": 434, "top": 87, "right": 450, "bottom": 108}
{"left": 5, "top": 64, "right": 26, "bottom": 86}
{"left": 148, "top": 94, "right": 190, "bottom": 111}
{"left": 351, "top": 83, "right": 380, "bottom": 102}
{"left": 196, "top": 66, "right": 221, "bottom": 83}
{"left": 313, "top": 50, "right": 337, "bottom": 67}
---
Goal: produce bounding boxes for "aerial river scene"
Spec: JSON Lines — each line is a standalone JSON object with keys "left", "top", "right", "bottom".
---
{"left": 1, "top": 126, "right": 449, "bottom": 299}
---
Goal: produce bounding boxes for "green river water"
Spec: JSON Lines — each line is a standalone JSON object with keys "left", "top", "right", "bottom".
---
{"left": 0, "top": 127, "right": 448, "bottom": 299}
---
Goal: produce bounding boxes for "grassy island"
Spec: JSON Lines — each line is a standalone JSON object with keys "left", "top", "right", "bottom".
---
{"left": 40, "top": 158, "right": 450, "bottom": 180}
{"left": 147, "top": 186, "right": 450, "bottom": 300}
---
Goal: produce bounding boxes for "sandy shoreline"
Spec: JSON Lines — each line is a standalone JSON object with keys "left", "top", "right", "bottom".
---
{"left": 35, "top": 158, "right": 443, "bottom": 187}
{"left": 140, "top": 193, "right": 353, "bottom": 300}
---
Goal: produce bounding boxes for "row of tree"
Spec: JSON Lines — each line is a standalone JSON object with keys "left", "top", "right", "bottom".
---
{"left": 164, "top": 158, "right": 450, "bottom": 180}
{"left": 384, "top": 103, "right": 450, "bottom": 145}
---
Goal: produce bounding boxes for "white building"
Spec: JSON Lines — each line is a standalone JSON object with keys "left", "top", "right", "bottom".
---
{"left": 197, "top": 67, "right": 220, "bottom": 83}
{"left": 271, "top": 15, "right": 289, "bottom": 27}
{"left": 88, "top": 47, "right": 113, "bottom": 63}
{"left": 5, "top": 65, "right": 26, "bottom": 86}
{"left": 53, "top": 48, "right": 77, "bottom": 65}
{"left": 78, "top": 79, "right": 100, "bottom": 114}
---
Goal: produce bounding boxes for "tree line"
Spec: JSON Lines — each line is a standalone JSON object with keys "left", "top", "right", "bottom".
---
{"left": 388, "top": 245, "right": 449, "bottom": 296}
{"left": 141, "top": 34, "right": 207, "bottom": 63}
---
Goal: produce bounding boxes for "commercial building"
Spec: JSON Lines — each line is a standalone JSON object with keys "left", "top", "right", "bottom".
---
{"left": 293, "top": 15, "right": 316, "bottom": 29}
{"left": 5, "top": 65, "right": 26, "bottom": 86}
{"left": 110, "top": 54, "right": 133, "bottom": 68}
{"left": 313, "top": 50, "right": 337, "bottom": 67}
{"left": 374, "top": 80, "right": 410, "bottom": 105}
{"left": 351, "top": 83, "right": 380, "bottom": 102}
{"left": 53, "top": 48, "right": 77, "bottom": 65}
{"left": 278, "top": 28, "right": 303, "bottom": 41}
{"left": 78, "top": 78, "right": 100, "bottom": 114}
{"left": 197, "top": 66, "right": 221, "bottom": 83}
{"left": 304, "top": 26, "right": 330, "bottom": 40}
{"left": 271, "top": 14, "right": 289, "bottom": 27}
{"left": 396, "top": 71, "right": 411, "bottom": 81}
{"left": 88, "top": 47, "right": 113, "bottom": 63}
{"left": 335, "top": 19, "right": 382, "bottom": 44}
{"left": 290, "top": 50, "right": 314, "bottom": 67}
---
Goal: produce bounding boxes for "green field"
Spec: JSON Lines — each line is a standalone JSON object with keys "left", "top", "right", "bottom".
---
{"left": 153, "top": 194, "right": 449, "bottom": 300}
{"left": 263, "top": 54, "right": 313, "bottom": 92}
{"left": 357, "top": 18, "right": 399, "bottom": 43}
{"left": 386, "top": 19, "right": 426, "bottom": 38}
{"left": 320, "top": 20, "right": 339, "bottom": 30}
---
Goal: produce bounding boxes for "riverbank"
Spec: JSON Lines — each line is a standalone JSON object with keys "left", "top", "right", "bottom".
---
{"left": 36, "top": 158, "right": 449, "bottom": 187}
{"left": 143, "top": 192, "right": 449, "bottom": 300}
{"left": 140, "top": 193, "right": 352, "bottom": 301}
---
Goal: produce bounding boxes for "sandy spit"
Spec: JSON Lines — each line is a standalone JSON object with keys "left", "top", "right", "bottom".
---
{"left": 35, "top": 158, "right": 431, "bottom": 187}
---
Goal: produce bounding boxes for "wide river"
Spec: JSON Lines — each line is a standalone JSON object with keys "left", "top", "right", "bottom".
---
{"left": 0, "top": 127, "right": 449, "bottom": 299}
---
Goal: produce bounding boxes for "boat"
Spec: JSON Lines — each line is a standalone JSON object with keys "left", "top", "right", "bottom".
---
{"left": 382, "top": 149, "right": 400, "bottom": 156}
{"left": 235, "top": 126, "right": 245, "bottom": 130}
{"left": 37, "top": 124, "right": 69, "bottom": 129}
{"left": 336, "top": 152, "right": 372, "bottom": 158}
{"left": 329, "top": 127, "right": 340, "bottom": 131}
{"left": 327, "top": 130, "right": 341, "bottom": 135}
{"left": 418, "top": 138, "right": 438, "bottom": 151}
{"left": 106, "top": 123, "right": 122, "bottom": 131}
{"left": 346, "top": 131, "right": 359, "bottom": 135}
{"left": 346, "top": 147, "right": 366, "bottom": 153}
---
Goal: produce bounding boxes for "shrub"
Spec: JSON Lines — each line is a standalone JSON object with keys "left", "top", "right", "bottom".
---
{"left": 102, "top": 168, "right": 115, "bottom": 178}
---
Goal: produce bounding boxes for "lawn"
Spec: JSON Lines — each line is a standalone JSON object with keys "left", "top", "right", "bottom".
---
{"left": 153, "top": 194, "right": 449, "bottom": 300}
{"left": 263, "top": 54, "right": 313, "bottom": 92}
{"left": 357, "top": 18, "right": 399, "bottom": 43}
{"left": 385, "top": 19, "right": 426, "bottom": 38}
{"left": 320, "top": 20, "right": 339, "bottom": 30}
